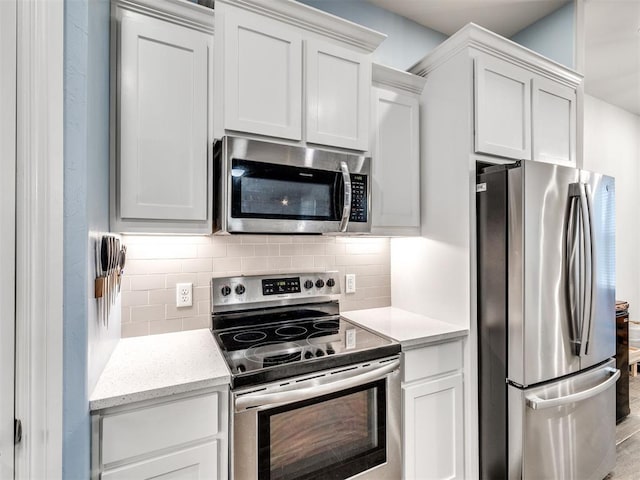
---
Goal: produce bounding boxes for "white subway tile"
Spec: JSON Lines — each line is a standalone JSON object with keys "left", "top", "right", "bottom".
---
{"left": 130, "top": 305, "right": 165, "bottom": 323}
{"left": 196, "top": 244, "right": 227, "bottom": 258}
{"left": 130, "top": 275, "right": 165, "bottom": 291}
{"left": 122, "top": 321, "right": 149, "bottom": 337}
{"left": 121, "top": 291, "right": 149, "bottom": 307}
{"left": 268, "top": 256, "right": 292, "bottom": 269}
{"left": 126, "top": 259, "right": 182, "bottom": 275}
{"left": 166, "top": 303, "right": 196, "bottom": 319}
{"left": 149, "top": 318, "right": 183, "bottom": 335}
{"left": 242, "top": 257, "right": 269, "bottom": 271}
{"left": 279, "top": 244, "right": 304, "bottom": 256}
{"left": 227, "top": 244, "right": 255, "bottom": 257}
{"left": 166, "top": 273, "right": 197, "bottom": 288}
{"left": 213, "top": 257, "right": 242, "bottom": 272}
{"left": 183, "top": 316, "right": 211, "bottom": 331}
{"left": 148, "top": 289, "right": 175, "bottom": 305}
{"left": 303, "top": 243, "right": 326, "bottom": 256}
{"left": 291, "top": 256, "right": 314, "bottom": 269}
{"left": 182, "top": 258, "right": 214, "bottom": 273}
{"left": 242, "top": 235, "right": 268, "bottom": 244}
{"left": 269, "top": 235, "right": 292, "bottom": 243}
{"left": 125, "top": 243, "right": 197, "bottom": 260}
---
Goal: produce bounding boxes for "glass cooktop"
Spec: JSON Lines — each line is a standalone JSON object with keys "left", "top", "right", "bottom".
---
{"left": 213, "top": 316, "right": 399, "bottom": 388}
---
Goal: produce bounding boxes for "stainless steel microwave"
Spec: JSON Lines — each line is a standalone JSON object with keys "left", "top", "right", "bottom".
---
{"left": 213, "top": 136, "right": 371, "bottom": 234}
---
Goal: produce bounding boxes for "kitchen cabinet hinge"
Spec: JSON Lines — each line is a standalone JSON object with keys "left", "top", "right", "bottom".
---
{"left": 14, "top": 419, "right": 22, "bottom": 445}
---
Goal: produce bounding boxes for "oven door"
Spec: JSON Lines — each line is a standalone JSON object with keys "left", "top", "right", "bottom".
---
{"left": 232, "top": 357, "right": 401, "bottom": 480}
{"left": 216, "top": 136, "right": 371, "bottom": 234}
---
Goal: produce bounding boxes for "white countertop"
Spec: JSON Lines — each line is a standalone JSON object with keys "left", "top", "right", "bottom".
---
{"left": 90, "top": 329, "right": 230, "bottom": 411}
{"left": 343, "top": 307, "right": 468, "bottom": 349}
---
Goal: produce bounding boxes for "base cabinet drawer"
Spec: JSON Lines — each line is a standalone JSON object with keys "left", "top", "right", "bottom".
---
{"left": 92, "top": 388, "right": 229, "bottom": 480}
{"left": 102, "top": 393, "right": 219, "bottom": 465}
{"left": 102, "top": 441, "right": 218, "bottom": 480}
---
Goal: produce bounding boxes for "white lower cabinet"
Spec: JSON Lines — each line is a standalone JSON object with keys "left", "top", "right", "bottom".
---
{"left": 402, "top": 341, "right": 464, "bottom": 480}
{"left": 92, "top": 388, "right": 228, "bottom": 480}
{"left": 101, "top": 442, "right": 218, "bottom": 480}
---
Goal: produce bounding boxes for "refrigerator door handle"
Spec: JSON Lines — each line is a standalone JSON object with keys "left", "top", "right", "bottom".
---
{"left": 580, "top": 183, "right": 595, "bottom": 355}
{"left": 565, "top": 184, "right": 582, "bottom": 355}
{"left": 525, "top": 368, "right": 619, "bottom": 410}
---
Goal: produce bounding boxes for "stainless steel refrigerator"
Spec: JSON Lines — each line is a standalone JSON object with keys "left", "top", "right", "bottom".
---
{"left": 477, "top": 160, "right": 618, "bottom": 480}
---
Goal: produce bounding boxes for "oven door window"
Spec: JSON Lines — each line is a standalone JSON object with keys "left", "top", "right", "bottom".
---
{"left": 258, "top": 379, "right": 386, "bottom": 480}
{"left": 231, "top": 159, "right": 343, "bottom": 221}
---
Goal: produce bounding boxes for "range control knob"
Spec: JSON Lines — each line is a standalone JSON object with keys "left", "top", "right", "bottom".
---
{"left": 315, "top": 349, "right": 325, "bottom": 357}
{"left": 235, "top": 284, "right": 246, "bottom": 295}
{"left": 304, "top": 351, "right": 314, "bottom": 360}
{"left": 237, "top": 364, "right": 246, "bottom": 373}
{"left": 304, "top": 280, "right": 314, "bottom": 290}
{"left": 221, "top": 285, "right": 231, "bottom": 296}
{"left": 315, "top": 279, "right": 325, "bottom": 288}
{"left": 326, "top": 345, "right": 335, "bottom": 355}
{"left": 326, "top": 278, "right": 336, "bottom": 288}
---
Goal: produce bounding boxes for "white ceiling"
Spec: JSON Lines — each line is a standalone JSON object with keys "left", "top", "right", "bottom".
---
{"left": 368, "top": 0, "right": 640, "bottom": 116}
{"left": 583, "top": 1, "right": 640, "bottom": 116}
{"left": 368, "top": 0, "right": 570, "bottom": 37}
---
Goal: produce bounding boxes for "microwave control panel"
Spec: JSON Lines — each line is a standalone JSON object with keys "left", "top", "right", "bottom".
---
{"left": 349, "top": 175, "right": 368, "bottom": 222}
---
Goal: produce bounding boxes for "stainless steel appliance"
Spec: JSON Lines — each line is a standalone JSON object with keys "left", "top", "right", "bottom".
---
{"left": 214, "top": 136, "right": 371, "bottom": 234}
{"left": 476, "top": 160, "right": 618, "bottom": 480}
{"left": 210, "top": 272, "right": 401, "bottom": 480}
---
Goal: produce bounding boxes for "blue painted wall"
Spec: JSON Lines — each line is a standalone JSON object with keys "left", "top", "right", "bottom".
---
{"left": 298, "top": 0, "right": 446, "bottom": 70}
{"left": 511, "top": 2, "right": 575, "bottom": 69}
{"left": 63, "top": 0, "right": 110, "bottom": 477}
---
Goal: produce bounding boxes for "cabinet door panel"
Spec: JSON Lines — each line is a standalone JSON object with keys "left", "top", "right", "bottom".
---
{"left": 475, "top": 56, "right": 531, "bottom": 160}
{"left": 532, "top": 77, "right": 576, "bottom": 167}
{"left": 224, "top": 10, "right": 302, "bottom": 140}
{"left": 306, "top": 40, "right": 370, "bottom": 150}
{"left": 102, "top": 442, "right": 218, "bottom": 480}
{"left": 371, "top": 88, "right": 420, "bottom": 230}
{"left": 403, "top": 373, "right": 464, "bottom": 480}
{"left": 119, "top": 11, "right": 209, "bottom": 221}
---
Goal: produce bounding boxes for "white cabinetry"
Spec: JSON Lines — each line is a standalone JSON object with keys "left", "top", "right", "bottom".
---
{"left": 394, "top": 23, "right": 583, "bottom": 479}
{"left": 402, "top": 340, "right": 464, "bottom": 480}
{"left": 111, "top": 0, "right": 213, "bottom": 234}
{"left": 306, "top": 40, "right": 370, "bottom": 150}
{"left": 370, "top": 64, "right": 425, "bottom": 235}
{"left": 223, "top": 8, "right": 302, "bottom": 140}
{"left": 92, "top": 388, "right": 228, "bottom": 480}
{"left": 215, "top": 0, "right": 384, "bottom": 151}
{"left": 474, "top": 53, "right": 577, "bottom": 166}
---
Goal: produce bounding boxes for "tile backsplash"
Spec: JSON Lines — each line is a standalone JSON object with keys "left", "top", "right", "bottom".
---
{"left": 120, "top": 235, "right": 391, "bottom": 337}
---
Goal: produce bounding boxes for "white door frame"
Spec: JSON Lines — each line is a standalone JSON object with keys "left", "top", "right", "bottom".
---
{"left": 14, "top": 0, "right": 64, "bottom": 478}
{"left": 0, "top": 0, "right": 17, "bottom": 477}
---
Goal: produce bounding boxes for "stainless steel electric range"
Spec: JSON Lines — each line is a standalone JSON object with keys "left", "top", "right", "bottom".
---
{"left": 210, "top": 272, "right": 401, "bottom": 480}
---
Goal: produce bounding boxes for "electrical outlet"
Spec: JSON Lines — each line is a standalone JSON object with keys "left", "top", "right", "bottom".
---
{"left": 345, "top": 274, "right": 356, "bottom": 294}
{"left": 176, "top": 282, "right": 192, "bottom": 307}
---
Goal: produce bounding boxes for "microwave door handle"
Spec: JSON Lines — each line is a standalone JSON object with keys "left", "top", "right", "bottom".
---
{"left": 339, "top": 161, "right": 352, "bottom": 232}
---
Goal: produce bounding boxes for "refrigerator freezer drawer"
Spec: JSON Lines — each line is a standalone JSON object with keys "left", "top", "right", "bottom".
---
{"left": 508, "top": 360, "right": 617, "bottom": 480}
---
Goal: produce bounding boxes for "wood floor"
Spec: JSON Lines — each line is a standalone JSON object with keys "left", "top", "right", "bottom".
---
{"left": 606, "top": 374, "right": 640, "bottom": 479}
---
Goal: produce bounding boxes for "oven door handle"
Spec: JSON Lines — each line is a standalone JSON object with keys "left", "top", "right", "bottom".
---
{"left": 235, "top": 359, "right": 400, "bottom": 412}
{"left": 339, "top": 161, "right": 352, "bottom": 232}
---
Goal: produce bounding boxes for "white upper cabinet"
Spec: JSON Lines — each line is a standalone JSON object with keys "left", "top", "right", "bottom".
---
{"left": 223, "top": 8, "right": 302, "bottom": 140}
{"left": 215, "top": 0, "right": 385, "bottom": 151}
{"left": 306, "top": 40, "right": 370, "bottom": 150}
{"left": 474, "top": 52, "right": 578, "bottom": 166}
{"left": 532, "top": 76, "right": 576, "bottom": 167}
{"left": 112, "top": 0, "right": 214, "bottom": 234}
{"left": 475, "top": 55, "right": 532, "bottom": 160}
{"left": 370, "top": 64, "right": 424, "bottom": 236}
